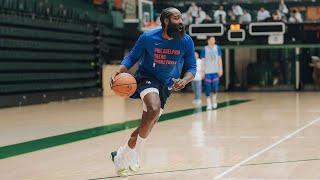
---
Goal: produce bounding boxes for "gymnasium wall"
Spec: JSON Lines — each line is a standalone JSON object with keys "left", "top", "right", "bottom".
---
{"left": 0, "top": 1, "right": 126, "bottom": 107}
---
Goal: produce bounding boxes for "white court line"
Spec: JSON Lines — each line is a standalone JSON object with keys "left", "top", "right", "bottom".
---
{"left": 214, "top": 117, "right": 320, "bottom": 179}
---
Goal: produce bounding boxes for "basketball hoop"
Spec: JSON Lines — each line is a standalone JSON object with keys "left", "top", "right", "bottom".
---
{"left": 138, "top": 0, "right": 154, "bottom": 32}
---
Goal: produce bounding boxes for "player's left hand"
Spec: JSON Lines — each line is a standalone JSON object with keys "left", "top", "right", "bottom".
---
{"left": 172, "top": 78, "right": 187, "bottom": 91}
{"left": 218, "top": 70, "right": 223, "bottom": 77}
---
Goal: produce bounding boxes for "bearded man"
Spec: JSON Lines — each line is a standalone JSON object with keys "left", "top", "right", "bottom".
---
{"left": 109, "top": 7, "right": 197, "bottom": 177}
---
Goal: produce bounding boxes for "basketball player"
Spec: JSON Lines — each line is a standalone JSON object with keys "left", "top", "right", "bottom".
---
{"left": 200, "top": 36, "right": 223, "bottom": 110}
{"left": 109, "top": 7, "right": 196, "bottom": 177}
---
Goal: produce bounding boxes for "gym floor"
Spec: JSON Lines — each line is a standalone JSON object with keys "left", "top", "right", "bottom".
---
{"left": 0, "top": 92, "right": 319, "bottom": 180}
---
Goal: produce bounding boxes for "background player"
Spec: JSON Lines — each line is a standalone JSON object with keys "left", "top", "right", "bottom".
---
{"left": 191, "top": 52, "right": 203, "bottom": 105}
{"left": 200, "top": 36, "right": 223, "bottom": 110}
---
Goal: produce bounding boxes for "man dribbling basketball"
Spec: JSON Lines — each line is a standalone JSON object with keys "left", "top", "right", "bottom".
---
{"left": 109, "top": 7, "right": 196, "bottom": 177}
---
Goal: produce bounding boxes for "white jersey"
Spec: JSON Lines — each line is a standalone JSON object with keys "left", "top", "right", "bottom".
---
{"left": 201, "top": 45, "right": 222, "bottom": 74}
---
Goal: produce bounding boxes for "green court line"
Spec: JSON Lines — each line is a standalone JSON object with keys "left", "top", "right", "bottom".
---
{"left": 0, "top": 99, "right": 250, "bottom": 160}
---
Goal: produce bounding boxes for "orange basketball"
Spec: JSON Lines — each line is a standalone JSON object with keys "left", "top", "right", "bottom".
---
{"left": 111, "top": 73, "right": 137, "bottom": 97}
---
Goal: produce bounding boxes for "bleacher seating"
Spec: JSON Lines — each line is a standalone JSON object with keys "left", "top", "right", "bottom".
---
{"left": 0, "top": 1, "right": 125, "bottom": 107}
{"left": 0, "top": 0, "right": 113, "bottom": 24}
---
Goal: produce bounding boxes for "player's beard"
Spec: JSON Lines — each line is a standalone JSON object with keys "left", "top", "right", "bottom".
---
{"left": 166, "top": 21, "right": 185, "bottom": 40}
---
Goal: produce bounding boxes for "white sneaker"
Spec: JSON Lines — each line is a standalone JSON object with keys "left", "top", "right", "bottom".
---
{"left": 212, "top": 102, "right": 218, "bottom": 109}
{"left": 206, "top": 97, "right": 212, "bottom": 110}
{"left": 110, "top": 146, "right": 129, "bottom": 177}
{"left": 128, "top": 150, "right": 141, "bottom": 172}
{"left": 206, "top": 103, "right": 212, "bottom": 110}
{"left": 193, "top": 99, "right": 202, "bottom": 105}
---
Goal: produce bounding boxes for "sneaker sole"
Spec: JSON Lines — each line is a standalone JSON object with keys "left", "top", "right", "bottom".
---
{"left": 129, "top": 165, "right": 141, "bottom": 172}
{"left": 116, "top": 169, "right": 128, "bottom": 177}
{"left": 110, "top": 151, "right": 128, "bottom": 177}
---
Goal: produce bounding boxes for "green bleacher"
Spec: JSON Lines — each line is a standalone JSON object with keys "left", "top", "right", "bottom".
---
{"left": 0, "top": 0, "right": 113, "bottom": 24}
{"left": 0, "top": 0, "right": 125, "bottom": 107}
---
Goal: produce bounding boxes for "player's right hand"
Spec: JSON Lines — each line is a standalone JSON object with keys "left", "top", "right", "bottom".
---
{"left": 110, "top": 65, "right": 128, "bottom": 86}
{"left": 111, "top": 71, "right": 120, "bottom": 82}
{"left": 110, "top": 70, "right": 121, "bottom": 89}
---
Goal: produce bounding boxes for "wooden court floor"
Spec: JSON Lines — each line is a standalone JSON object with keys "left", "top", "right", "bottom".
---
{"left": 0, "top": 92, "right": 319, "bottom": 180}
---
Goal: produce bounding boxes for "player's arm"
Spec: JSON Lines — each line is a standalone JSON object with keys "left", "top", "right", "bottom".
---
{"left": 201, "top": 58, "right": 205, "bottom": 79}
{"left": 111, "top": 33, "right": 146, "bottom": 81}
{"left": 218, "top": 46, "right": 223, "bottom": 77}
{"left": 218, "top": 56, "right": 223, "bottom": 77}
{"left": 182, "top": 72, "right": 195, "bottom": 84}
{"left": 173, "top": 37, "right": 197, "bottom": 91}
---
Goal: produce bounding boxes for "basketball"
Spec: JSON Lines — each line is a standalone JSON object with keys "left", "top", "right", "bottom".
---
{"left": 111, "top": 73, "right": 137, "bottom": 97}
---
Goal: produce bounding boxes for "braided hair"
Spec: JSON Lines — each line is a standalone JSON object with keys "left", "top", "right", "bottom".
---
{"left": 160, "top": 7, "right": 175, "bottom": 29}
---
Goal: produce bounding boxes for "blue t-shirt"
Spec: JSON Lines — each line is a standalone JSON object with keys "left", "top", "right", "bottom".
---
{"left": 121, "top": 29, "right": 196, "bottom": 86}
